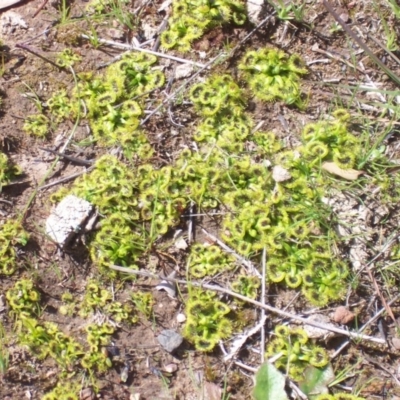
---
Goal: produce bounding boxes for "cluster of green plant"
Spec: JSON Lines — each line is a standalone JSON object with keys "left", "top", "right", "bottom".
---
{"left": 6, "top": 279, "right": 40, "bottom": 317}
{"left": 56, "top": 48, "right": 81, "bottom": 68}
{"left": 0, "top": 220, "right": 29, "bottom": 275}
{"left": 23, "top": 114, "right": 49, "bottom": 137}
{"left": 82, "top": 322, "right": 114, "bottom": 372}
{"left": 42, "top": 381, "right": 80, "bottom": 400}
{"left": 53, "top": 48, "right": 354, "bottom": 313}
{"left": 55, "top": 51, "right": 353, "bottom": 307}
{"left": 47, "top": 89, "right": 75, "bottom": 122}
{"left": 189, "top": 243, "right": 234, "bottom": 278}
{"left": 27, "top": 52, "right": 162, "bottom": 160}
{"left": 300, "top": 109, "right": 360, "bottom": 169}
{"left": 7, "top": 280, "right": 82, "bottom": 370}
{"left": 131, "top": 291, "right": 154, "bottom": 318}
{"left": 315, "top": 394, "right": 366, "bottom": 400}
{"left": 183, "top": 289, "right": 232, "bottom": 351}
{"left": 73, "top": 52, "right": 162, "bottom": 152}
{"left": 161, "top": 0, "right": 246, "bottom": 52}
{"left": 189, "top": 74, "right": 251, "bottom": 152}
{"left": 60, "top": 281, "right": 138, "bottom": 324}
{"left": 86, "top": 0, "right": 130, "bottom": 14}
{"left": 238, "top": 48, "right": 307, "bottom": 106}
{"left": 16, "top": 317, "right": 82, "bottom": 369}
{"left": 266, "top": 325, "right": 329, "bottom": 380}
{"left": 0, "top": 151, "right": 22, "bottom": 188}
{"left": 231, "top": 274, "right": 260, "bottom": 300}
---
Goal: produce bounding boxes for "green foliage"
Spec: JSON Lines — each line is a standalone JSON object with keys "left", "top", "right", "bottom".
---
{"left": 56, "top": 48, "right": 81, "bottom": 68}
{"left": 189, "top": 243, "right": 234, "bottom": 278}
{"left": 189, "top": 74, "right": 251, "bottom": 152}
{"left": 0, "top": 152, "right": 22, "bottom": 188}
{"left": 300, "top": 109, "right": 360, "bottom": 169}
{"left": 0, "top": 220, "right": 29, "bottom": 275}
{"left": 16, "top": 317, "right": 82, "bottom": 369}
{"left": 161, "top": 0, "right": 246, "bottom": 52}
{"left": 77, "top": 280, "right": 136, "bottom": 323}
{"left": 131, "top": 291, "right": 154, "bottom": 318}
{"left": 82, "top": 322, "right": 114, "bottom": 372}
{"left": 47, "top": 89, "right": 77, "bottom": 122}
{"left": 315, "top": 395, "right": 366, "bottom": 400}
{"left": 253, "top": 362, "right": 289, "bottom": 400}
{"left": 45, "top": 52, "right": 163, "bottom": 156}
{"left": 6, "top": 279, "right": 40, "bottom": 316}
{"left": 231, "top": 275, "right": 260, "bottom": 300}
{"left": 266, "top": 325, "right": 329, "bottom": 380}
{"left": 239, "top": 48, "right": 307, "bottom": 106}
{"left": 23, "top": 114, "right": 49, "bottom": 137}
{"left": 42, "top": 381, "right": 80, "bottom": 400}
{"left": 87, "top": 0, "right": 130, "bottom": 14}
{"left": 183, "top": 290, "right": 232, "bottom": 352}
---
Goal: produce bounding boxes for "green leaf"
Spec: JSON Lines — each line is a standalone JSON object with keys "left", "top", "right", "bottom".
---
{"left": 253, "top": 362, "right": 289, "bottom": 400}
{"left": 299, "top": 364, "right": 335, "bottom": 399}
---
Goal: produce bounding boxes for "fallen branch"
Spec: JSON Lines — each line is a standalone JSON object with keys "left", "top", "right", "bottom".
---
{"left": 80, "top": 35, "right": 206, "bottom": 68}
{"left": 109, "top": 265, "right": 386, "bottom": 345}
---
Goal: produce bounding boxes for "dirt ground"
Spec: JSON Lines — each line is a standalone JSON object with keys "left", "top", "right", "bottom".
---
{"left": 2, "top": 0, "right": 400, "bottom": 399}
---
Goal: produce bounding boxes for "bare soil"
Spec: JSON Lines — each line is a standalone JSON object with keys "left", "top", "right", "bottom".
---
{"left": 2, "top": 0, "right": 400, "bottom": 399}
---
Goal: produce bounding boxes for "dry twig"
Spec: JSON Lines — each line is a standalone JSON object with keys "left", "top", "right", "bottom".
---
{"left": 80, "top": 35, "right": 206, "bottom": 68}
{"left": 109, "top": 265, "right": 387, "bottom": 345}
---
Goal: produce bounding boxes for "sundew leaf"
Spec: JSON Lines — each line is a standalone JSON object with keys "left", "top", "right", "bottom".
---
{"left": 253, "top": 362, "right": 289, "bottom": 400}
{"left": 299, "top": 364, "right": 335, "bottom": 399}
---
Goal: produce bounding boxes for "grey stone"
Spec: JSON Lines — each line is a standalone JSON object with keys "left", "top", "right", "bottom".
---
{"left": 46, "top": 195, "right": 93, "bottom": 247}
{"left": 157, "top": 330, "right": 183, "bottom": 353}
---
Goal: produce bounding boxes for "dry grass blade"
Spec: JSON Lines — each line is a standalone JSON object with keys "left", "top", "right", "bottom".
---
{"left": 322, "top": 0, "right": 400, "bottom": 86}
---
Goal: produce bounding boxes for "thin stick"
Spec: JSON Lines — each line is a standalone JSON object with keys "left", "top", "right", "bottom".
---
{"left": 38, "top": 167, "right": 94, "bottom": 191}
{"left": 80, "top": 35, "right": 206, "bottom": 68}
{"left": 140, "top": 53, "right": 223, "bottom": 126}
{"left": 187, "top": 202, "right": 195, "bottom": 244}
{"left": 15, "top": 43, "right": 61, "bottom": 69}
{"left": 366, "top": 266, "right": 397, "bottom": 327}
{"left": 260, "top": 247, "right": 267, "bottom": 363}
{"left": 109, "top": 265, "right": 386, "bottom": 345}
{"left": 201, "top": 228, "right": 261, "bottom": 278}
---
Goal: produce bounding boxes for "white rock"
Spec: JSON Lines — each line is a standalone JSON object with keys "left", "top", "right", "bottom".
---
{"left": 142, "top": 22, "right": 157, "bottom": 40}
{"left": 0, "top": 11, "right": 27, "bottom": 30}
{"left": 163, "top": 363, "right": 178, "bottom": 373}
{"left": 247, "top": 0, "right": 264, "bottom": 24}
{"left": 174, "top": 237, "right": 188, "bottom": 250}
{"left": 303, "top": 314, "right": 337, "bottom": 340}
{"left": 272, "top": 165, "right": 291, "bottom": 182}
{"left": 176, "top": 313, "right": 186, "bottom": 323}
{"left": 175, "top": 64, "right": 194, "bottom": 80}
{"left": 46, "top": 195, "right": 93, "bottom": 247}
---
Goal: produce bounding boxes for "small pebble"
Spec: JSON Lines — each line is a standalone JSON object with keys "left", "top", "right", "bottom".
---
{"left": 333, "top": 306, "right": 355, "bottom": 325}
{"left": 176, "top": 313, "right": 186, "bottom": 323}
{"left": 272, "top": 165, "right": 291, "bottom": 182}
{"left": 163, "top": 363, "right": 178, "bottom": 373}
{"left": 157, "top": 329, "right": 183, "bottom": 353}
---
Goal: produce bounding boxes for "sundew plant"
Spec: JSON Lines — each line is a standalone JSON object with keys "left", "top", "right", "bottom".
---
{"left": 46, "top": 47, "right": 364, "bottom": 354}
{"left": 161, "top": 0, "right": 247, "bottom": 52}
